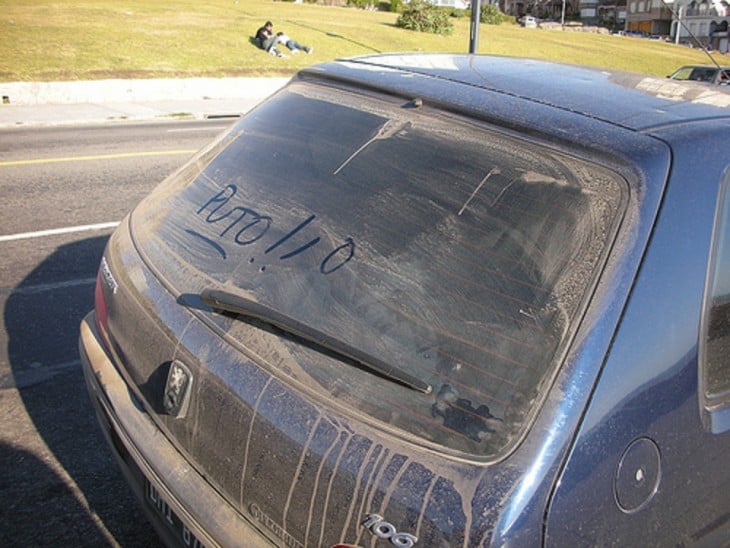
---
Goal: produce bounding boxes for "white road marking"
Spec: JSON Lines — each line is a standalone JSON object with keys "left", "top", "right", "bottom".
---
{"left": 8, "top": 277, "right": 97, "bottom": 296}
{"left": 0, "top": 221, "right": 120, "bottom": 243}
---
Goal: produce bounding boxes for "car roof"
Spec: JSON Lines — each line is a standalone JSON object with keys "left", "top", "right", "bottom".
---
{"left": 301, "top": 54, "right": 730, "bottom": 132}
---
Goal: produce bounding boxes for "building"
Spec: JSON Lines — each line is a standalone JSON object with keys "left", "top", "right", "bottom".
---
{"left": 671, "top": 0, "right": 730, "bottom": 50}
{"left": 624, "top": 0, "right": 730, "bottom": 48}
{"left": 564, "top": 0, "right": 626, "bottom": 26}
{"left": 624, "top": 0, "right": 674, "bottom": 34}
{"left": 430, "top": 0, "right": 471, "bottom": 8}
{"left": 500, "top": 0, "right": 581, "bottom": 19}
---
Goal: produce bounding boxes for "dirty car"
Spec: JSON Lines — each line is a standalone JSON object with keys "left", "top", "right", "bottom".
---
{"left": 79, "top": 54, "right": 730, "bottom": 546}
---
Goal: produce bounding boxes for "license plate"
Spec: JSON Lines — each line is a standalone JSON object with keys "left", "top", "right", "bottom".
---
{"left": 145, "top": 480, "right": 205, "bottom": 548}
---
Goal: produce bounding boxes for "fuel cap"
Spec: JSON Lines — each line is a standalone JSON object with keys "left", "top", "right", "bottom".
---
{"left": 614, "top": 437, "right": 661, "bottom": 513}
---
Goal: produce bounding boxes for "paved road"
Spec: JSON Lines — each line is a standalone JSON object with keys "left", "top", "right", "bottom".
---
{"left": 0, "top": 120, "right": 231, "bottom": 546}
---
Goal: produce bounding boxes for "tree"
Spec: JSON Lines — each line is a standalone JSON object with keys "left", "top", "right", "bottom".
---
{"left": 396, "top": 0, "right": 454, "bottom": 34}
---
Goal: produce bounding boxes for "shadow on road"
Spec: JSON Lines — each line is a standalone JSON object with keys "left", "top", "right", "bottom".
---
{"left": 0, "top": 442, "right": 98, "bottom": 545}
{"left": 3, "top": 236, "right": 161, "bottom": 546}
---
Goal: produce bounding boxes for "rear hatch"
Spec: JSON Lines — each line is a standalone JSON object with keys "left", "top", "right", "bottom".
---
{"left": 106, "top": 76, "right": 628, "bottom": 545}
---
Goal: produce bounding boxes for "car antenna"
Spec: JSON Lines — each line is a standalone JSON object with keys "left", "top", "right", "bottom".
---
{"left": 658, "top": 0, "right": 724, "bottom": 70}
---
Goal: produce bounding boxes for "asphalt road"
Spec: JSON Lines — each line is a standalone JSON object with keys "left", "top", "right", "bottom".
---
{"left": 0, "top": 120, "right": 233, "bottom": 546}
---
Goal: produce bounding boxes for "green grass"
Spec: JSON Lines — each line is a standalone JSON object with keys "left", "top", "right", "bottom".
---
{"left": 0, "top": 0, "right": 720, "bottom": 81}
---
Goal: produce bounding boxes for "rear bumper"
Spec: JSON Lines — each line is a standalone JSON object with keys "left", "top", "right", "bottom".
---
{"left": 79, "top": 312, "right": 275, "bottom": 548}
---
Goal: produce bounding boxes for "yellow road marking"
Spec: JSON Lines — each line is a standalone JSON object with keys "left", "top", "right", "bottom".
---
{"left": 0, "top": 149, "right": 197, "bottom": 167}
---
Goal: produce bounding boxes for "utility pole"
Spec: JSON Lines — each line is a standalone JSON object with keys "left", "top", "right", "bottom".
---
{"left": 470, "top": 0, "right": 482, "bottom": 53}
{"left": 674, "top": 5, "right": 683, "bottom": 45}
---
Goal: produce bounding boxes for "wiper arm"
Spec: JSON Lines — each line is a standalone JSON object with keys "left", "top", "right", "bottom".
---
{"left": 200, "top": 288, "right": 432, "bottom": 394}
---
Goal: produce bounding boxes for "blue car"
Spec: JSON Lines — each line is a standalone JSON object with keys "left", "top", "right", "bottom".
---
{"left": 79, "top": 54, "right": 730, "bottom": 546}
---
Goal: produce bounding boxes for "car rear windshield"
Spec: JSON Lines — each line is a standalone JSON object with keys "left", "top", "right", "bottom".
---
{"left": 132, "top": 81, "right": 627, "bottom": 457}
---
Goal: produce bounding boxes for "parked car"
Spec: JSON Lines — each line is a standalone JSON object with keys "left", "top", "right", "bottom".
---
{"left": 618, "top": 29, "right": 650, "bottom": 38}
{"left": 80, "top": 54, "right": 730, "bottom": 546}
{"left": 518, "top": 15, "right": 538, "bottom": 27}
{"left": 668, "top": 64, "right": 730, "bottom": 85}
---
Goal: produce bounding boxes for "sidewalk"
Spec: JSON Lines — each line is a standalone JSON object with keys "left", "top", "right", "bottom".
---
{"left": 0, "top": 77, "right": 291, "bottom": 128}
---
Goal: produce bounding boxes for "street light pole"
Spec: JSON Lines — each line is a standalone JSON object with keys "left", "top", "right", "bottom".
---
{"left": 470, "top": 0, "right": 482, "bottom": 53}
{"left": 675, "top": 5, "right": 683, "bottom": 45}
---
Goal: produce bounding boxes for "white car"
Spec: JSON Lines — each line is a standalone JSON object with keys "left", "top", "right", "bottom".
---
{"left": 519, "top": 15, "right": 538, "bottom": 27}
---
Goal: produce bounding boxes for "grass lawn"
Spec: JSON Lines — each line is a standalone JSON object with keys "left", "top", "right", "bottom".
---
{"left": 0, "top": 0, "right": 722, "bottom": 81}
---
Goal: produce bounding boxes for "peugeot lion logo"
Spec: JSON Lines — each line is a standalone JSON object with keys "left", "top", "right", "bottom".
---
{"left": 163, "top": 360, "right": 193, "bottom": 418}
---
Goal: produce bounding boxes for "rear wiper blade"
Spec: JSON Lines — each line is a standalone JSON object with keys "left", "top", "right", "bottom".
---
{"left": 200, "top": 288, "right": 432, "bottom": 395}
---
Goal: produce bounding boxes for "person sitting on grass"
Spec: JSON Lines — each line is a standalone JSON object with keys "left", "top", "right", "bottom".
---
{"left": 276, "top": 32, "right": 313, "bottom": 55}
{"left": 254, "top": 21, "right": 284, "bottom": 57}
